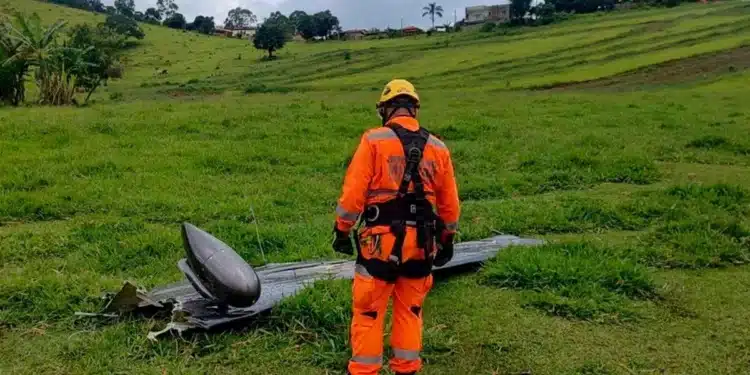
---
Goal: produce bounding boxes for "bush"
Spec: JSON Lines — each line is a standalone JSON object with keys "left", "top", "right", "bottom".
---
{"left": 244, "top": 83, "right": 270, "bottom": 93}
{"left": 244, "top": 82, "right": 292, "bottom": 94}
{"left": 1, "top": 12, "right": 139, "bottom": 106}
{"left": 103, "top": 14, "right": 144, "bottom": 40}
{"left": 106, "top": 64, "right": 124, "bottom": 79}
{"left": 686, "top": 135, "right": 729, "bottom": 149}
{"left": 480, "top": 21, "right": 496, "bottom": 32}
{"left": 163, "top": 13, "right": 187, "bottom": 30}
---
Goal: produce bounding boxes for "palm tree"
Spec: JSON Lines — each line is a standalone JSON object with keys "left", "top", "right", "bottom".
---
{"left": 422, "top": 3, "right": 444, "bottom": 30}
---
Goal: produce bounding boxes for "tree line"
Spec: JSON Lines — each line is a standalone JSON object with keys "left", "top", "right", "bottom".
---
{"left": 0, "top": 12, "right": 145, "bottom": 106}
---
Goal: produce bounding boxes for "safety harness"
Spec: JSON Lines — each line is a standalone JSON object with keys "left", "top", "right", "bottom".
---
{"left": 356, "top": 123, "right": 441, "bottom": 283}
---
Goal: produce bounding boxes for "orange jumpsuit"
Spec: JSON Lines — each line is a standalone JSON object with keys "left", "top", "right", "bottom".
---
{"left": 335, "top": 116, "right": 460, "bottom": 375}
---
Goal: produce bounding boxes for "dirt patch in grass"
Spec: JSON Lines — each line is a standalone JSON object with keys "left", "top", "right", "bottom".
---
{"left": 546, "top": 46, "right": 750, "bottom": 90}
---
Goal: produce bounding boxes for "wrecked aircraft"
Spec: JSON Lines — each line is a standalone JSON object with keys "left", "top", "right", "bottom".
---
{"left": 87, "top": 223, "right": 543, "bottom": 339}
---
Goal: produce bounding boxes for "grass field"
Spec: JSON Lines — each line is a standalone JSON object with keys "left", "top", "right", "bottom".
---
{"left": 2, "top": 1, "right": 750, "bottom": 374}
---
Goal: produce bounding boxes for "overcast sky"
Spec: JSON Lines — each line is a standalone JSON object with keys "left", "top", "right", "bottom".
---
{"left": 113, "top": 0, "right": 511, "bottom": 29}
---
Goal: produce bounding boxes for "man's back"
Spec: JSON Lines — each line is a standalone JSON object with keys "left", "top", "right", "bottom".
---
{"left": 336, "top": 116, "right": 459, "bottom": 234}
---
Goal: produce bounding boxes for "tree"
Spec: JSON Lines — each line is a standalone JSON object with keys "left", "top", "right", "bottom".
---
{"left": 188, "top": 16, "right": 215, "bottom": 35}
{"left": 113, "top": 0, "right": 135, "bottom": 17}
{"left": 253, "top": 22, "right": 285, "bottom": 58}
{"left": 0, "top": 16, "right": 30, "bottom": 105}
{"left": 163, "top": 13, "right": 187, "bottom": 29}
{"left": 105, "top": 6, "right": 116, "bottom": 15}
{"left": 1, "top": 13, "right": 73, "bottom": 105}
{"left": 104, "top": 14, "right": 145, "bottom": 39}
{"left": 313, "top": 10, "right": 339, "bottom": 38}
{"left": 156, "top": 0, "right": 179, "bottom": 19}
{"left": 510, "top": 0, "right": 532, "bottom": 24}
{"left": 88, "top": 0, "right": 105, "bottom": 13}
{"left": 67, "top": 23, "right": 122, "bottom": 104}
{"left": 47, "top": 0, "right": 103, "bottom": 12}
{"left": 224, "top": 7, "right": 256, "bottom": 29}
{"left": 265, "top": 12, "right": 294, "bottom": 37}
{"left": 531, "top": 2, "right": 557, "bottom": 25}
{"left": 296, "top": 14, "right": 316, "bottom": 40}
{"left": 288, "top": 10, "right": 307, "bottom": 33}
{"left": 422, "top": 3, "right": 444, "bottom": 30}
{"left": 546, "top": 0, "right": 614, "bottom": 14}
{"left": 144, "top": 8, "right": 162, "bottom": 24}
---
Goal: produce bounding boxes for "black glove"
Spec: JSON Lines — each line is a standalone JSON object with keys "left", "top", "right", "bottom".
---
{"left": 433, "top": 232, "right": 455, "bottom": 267}
{"left": 332, "top": 224, "right": 354, "bottom": 255}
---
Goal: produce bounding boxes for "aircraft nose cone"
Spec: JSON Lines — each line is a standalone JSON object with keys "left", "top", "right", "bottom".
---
{"left": 181, "top": 223, "right": 262, "bottom": 307}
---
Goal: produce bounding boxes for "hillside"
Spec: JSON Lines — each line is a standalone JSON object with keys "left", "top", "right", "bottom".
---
{"left": 1, "top": 1, "right": 750, "bottom": 374}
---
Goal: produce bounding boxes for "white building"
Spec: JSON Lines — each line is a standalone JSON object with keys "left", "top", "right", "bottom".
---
{"left": 465, "top": 4, "right": 511, "bottom": 24}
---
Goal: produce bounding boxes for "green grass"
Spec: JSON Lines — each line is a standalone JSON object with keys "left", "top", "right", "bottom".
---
{"left": 2, "top": 0, "right": 750, "bottom": 374}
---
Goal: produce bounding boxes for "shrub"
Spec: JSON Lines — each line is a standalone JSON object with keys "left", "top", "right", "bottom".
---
{"left": 686, "top": 135, "right": 729, "bottom": 149}
{"left": 480, "top": 21, "right": 496, "bottom": 32}
{"left": 106, "top": 64, "right": 124, "bottom": 79}
{"left": 245, "top": 82, "right": 270, "bottom": 94}
{"left": 103, "top": 14, "right": 144, "bottom": 40}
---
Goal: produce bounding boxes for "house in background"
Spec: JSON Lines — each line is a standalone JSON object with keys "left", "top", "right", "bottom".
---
{"left": 465, "top": 4, "right": 511, "bottom": 24}
{"left": 342, "top": 29, "right": 367, "bottom": 40}
{"left": 402, "top": 26, "right": 424, "bottom": 36}
{"left": 232, "top": 27, "right": 256, "bottom": 40}
{"left": 214, "top": 27, "right": 256, "bottom": 40}
{"left": 213, "top": 28, "right": 233, "bottom": 37}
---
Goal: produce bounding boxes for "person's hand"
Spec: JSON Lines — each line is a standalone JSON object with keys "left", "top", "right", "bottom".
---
{"left": 332, "top": 224, "right": 354, "bottom": 255}
{"left": 433, "top": 231, "right": 454, "bottom": 267}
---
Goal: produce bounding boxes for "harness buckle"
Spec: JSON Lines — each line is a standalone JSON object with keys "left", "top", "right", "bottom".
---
{"left": 388, "top": 254, "right": 401, "bottom": 265}
{"left": 365, "top": 205, "right": 380, "bottom": 223}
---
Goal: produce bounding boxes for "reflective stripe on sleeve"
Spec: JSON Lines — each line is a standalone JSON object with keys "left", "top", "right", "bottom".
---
{"left": 351, "top": 355, "right": 383, "bottom": 365}
{"left": 427, "top": 136, "right": 447, "bottom": 149}
{"left": 392, "top": 348, "right": 421, "bottom": 361}
{"left": 367, "top": 189, "right": 434, "bottom": 198}
{"left": 366, "top": 129, "right": 397, "bottom": 141}
{"left": 336, "top": 204, "right": 359, "bottom": 222}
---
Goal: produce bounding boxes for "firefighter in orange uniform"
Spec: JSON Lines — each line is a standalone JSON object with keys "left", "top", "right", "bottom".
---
{"left": 332, "top": 79, "right": 460, "bottom": 375}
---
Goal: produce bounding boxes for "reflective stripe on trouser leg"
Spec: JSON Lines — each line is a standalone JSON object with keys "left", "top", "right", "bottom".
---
{"left": 392, "top": 348, "right": 421, "bottom": 361}
{"left": 389, "top": 275, "right": 433, "bottom": 374}
{"left": 348, "top": 273, "right": 394, "bottom": 375}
